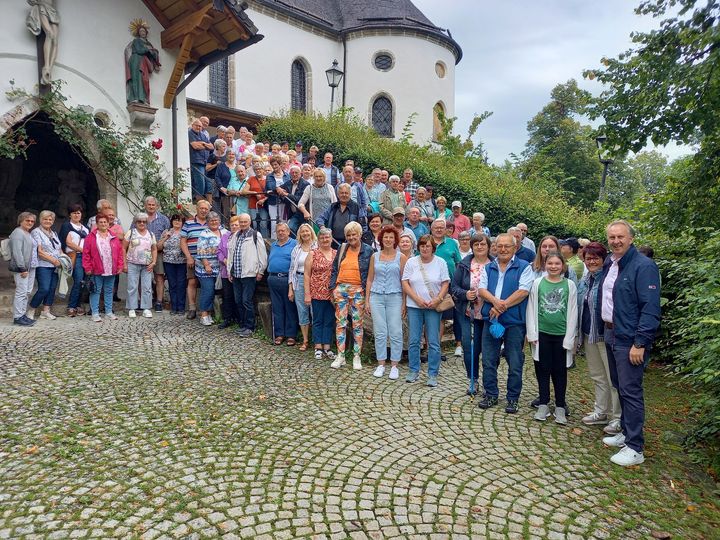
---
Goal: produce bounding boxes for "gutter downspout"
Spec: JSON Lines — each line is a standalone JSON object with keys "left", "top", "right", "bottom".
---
{"left": 342, "top": 33, "right": 347, "bottom": 108}
{"left": 172, "top": 97, "right": 178, "bottom": 201}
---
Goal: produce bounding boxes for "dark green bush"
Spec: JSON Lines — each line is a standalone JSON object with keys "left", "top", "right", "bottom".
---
{"left": 257, "top": 112, "right": 601, "bottom": 238}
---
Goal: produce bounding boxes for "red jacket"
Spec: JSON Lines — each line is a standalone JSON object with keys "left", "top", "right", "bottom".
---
{"left": 82, "top": 229, "right": 124, "bottom": 275}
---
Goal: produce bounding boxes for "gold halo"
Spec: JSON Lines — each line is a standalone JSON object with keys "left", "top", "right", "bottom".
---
{"left": 128, "top": 18, "right": 150, "bottom": 37}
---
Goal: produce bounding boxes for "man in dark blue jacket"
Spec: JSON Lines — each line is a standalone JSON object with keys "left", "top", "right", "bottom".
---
{"left": 316, "top": 184, "right": 359, "bottom": 245}
{"left": 478, "top": 233, "right": 535, "bottom": 413}
{"left": 277, "top": 165, "right": 310, "bottom": 235}
{"left": 596, "top": 219, "right": 661, "bottom": 467}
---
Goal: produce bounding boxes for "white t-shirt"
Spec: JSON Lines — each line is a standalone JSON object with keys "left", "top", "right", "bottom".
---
{"left": 402, "top": 255, "right": 450, "bottom": 309}
{"left": 66, "top": 223, "right": 89, "bottom": 253}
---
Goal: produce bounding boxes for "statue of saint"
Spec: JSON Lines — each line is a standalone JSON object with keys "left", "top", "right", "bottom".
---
{"left": 125, "top": 19, "right": 161, "bottom": 105}
{"left": 26, "top": 0, "right": 60, "bottom": 85}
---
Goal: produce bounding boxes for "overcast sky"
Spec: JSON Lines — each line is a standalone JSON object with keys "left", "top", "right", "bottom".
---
{"left": 413, "top": 0, "right": 689, "bottom": 164}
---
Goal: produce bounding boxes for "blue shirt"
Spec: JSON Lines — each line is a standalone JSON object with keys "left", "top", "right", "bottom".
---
{"left": 188, "top": 128, "right": 209, "bottom": 164}
{"left": 406, "top": 221, "right": 429, "bottom": 241}
{"left": 370, "top": 251, "right": 403, "bottom": 295}
{"left": 268, "top": 238, "right": 297, "bottom": 273}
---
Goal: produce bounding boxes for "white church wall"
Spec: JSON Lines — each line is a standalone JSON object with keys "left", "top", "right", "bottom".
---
{"left": 343, "top": 33, "right": 456, "bottom": 145}
{"left": 0, "top": 0, "right": 188, "bottom": 225}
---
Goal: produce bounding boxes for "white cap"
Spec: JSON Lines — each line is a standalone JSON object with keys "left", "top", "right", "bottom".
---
{"left": 451, "top": 200, "right": 462, "bottom": 208}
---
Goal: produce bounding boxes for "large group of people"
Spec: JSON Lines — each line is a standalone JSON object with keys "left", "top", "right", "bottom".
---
{"left": 5, "top": 128, "right": 662, "bottom": 468}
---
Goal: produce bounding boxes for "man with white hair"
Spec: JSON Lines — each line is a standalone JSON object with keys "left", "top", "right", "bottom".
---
{"left": 517, "top": 222, "right": 535, "bottom": 252}
{"left": 507, "top": 227, "right": 535, "bottom": 263}
{"left": 277, "top": 165, "right": 310, "bottom": 234}
{"left": 380, "top": 175, "right": 407, "bottom": 224}
{"left": 142, "top": 196, "right": 170, "bottom": 311}
{"left": 87, "top": 199, "right": 123, "bottom": 229}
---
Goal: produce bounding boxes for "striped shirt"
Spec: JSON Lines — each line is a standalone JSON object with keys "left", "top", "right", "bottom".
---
{"left": 180, "top": 217, "right": 208, "bottom": 257}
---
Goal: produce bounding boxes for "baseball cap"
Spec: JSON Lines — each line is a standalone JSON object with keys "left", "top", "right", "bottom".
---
{"left": 295, "top": 141, "right": 303, "bottom": 146}
{"left": 354, "top": 166, "right": 363, "bottom": 174}
{"left": 451, "top": 200, "right": 462, "bottom": 208}
{"left": 392, "top": 207, "right": 406, "bottom": 216}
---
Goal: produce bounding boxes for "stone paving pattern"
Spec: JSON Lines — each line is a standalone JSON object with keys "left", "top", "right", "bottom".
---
{"left": 0, "top": 315, "right": 696, "bottom": 539}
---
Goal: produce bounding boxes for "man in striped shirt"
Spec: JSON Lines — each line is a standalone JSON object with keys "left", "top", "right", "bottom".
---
{"left": 180, "top": 200, "right": 210, "bottom": 319}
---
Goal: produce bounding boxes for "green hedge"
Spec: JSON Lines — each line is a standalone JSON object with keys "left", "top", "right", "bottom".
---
{"left": 257, "top": 112, "right": 601, "bottom": 239}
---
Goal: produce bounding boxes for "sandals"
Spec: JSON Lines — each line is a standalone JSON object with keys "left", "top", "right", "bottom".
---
{"left": 298, "top": 341, "right": 309, "bottom": 351}
{"left": 314, "top": 349, "right": 323, "bottom": 360}
{"left": 274, "top": 337, "right": 284, "bottom": 345}
{"left": 286, "top": 338, "right": 296, "bottom": 347}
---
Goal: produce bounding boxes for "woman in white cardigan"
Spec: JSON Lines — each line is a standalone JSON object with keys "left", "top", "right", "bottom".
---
{"left": 526, "top": 252, "right": 578, "bottom": 425}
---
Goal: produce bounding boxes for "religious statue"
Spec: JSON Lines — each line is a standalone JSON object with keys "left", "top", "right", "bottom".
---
{"left": 26, "top": 0, "right": 60, "bottom": 85}
{"left": 125, "top": 19, "right": 161, "bottom": 105}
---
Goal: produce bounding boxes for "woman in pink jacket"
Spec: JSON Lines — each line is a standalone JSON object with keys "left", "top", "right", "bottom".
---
{"left": 82, "top": 213, "right": 124, "bottom": 322}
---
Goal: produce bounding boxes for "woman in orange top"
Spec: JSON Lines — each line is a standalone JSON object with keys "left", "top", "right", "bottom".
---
{"left": 327, "top": 221, "right": 374, "bottom": 370}
{"left": 247, "top": 167, "right": 269, "bottom": 238}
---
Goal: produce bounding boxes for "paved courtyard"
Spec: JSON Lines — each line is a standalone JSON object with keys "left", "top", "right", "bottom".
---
{"left": 0, "top": 316, "right": 714, "bottom": 539}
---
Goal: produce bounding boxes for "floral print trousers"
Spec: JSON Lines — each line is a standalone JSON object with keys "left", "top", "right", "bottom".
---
{"left": 333, "top": 283, "right": 365, "bottom": 355}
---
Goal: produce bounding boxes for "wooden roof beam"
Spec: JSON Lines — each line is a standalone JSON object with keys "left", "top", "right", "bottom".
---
{"left": 163, "top": 32, "right": 196, "bottom": 108}
{"left": 160, "top": 2, "right": 214, "bottom": 49}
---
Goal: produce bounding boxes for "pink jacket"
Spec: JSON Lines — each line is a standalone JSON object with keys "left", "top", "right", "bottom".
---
{"left": 82, "top": 229, "right": 124, "bottom": 275}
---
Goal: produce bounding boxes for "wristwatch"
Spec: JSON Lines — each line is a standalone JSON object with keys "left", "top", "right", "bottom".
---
{"left": 633, "top": 342, "right": 645, "bottom": 349}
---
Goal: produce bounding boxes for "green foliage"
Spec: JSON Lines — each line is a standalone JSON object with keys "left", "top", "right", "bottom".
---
{"left": 434, "top": 108, "right": 492, "bottom": 161}
{"left": 257, "top": 111, "right": 600, "bottom": 239}
{"left": 519, "top": 80, "right": 603, "bottom": 208}
{"left": 604, "top": 150, "right": 670, "bottom": 210}
{"left": 4, "top": 80, "right": 184, "bottom": 212}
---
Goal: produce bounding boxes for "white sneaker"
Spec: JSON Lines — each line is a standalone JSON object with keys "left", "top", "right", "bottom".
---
{"left": 26, "top": 309, "right": 35, "bottom": 320}
{"left": 128, "top": 310, "right": 137, "bottom": 318}
{"left": 40, "top": 310, "right": 56, "bottom": 320}
{"left": 582, "top": 412, "right": 608, "bottom": 425}
{"left": 353, "top": 355, "right": 362, "bottom": 370}
{"left": 610, "top": 446, "right": 645, "bottom": 467}
{"left": 454, "top": 345, "right": 463, "bottom": 357}
{"left": 602, "top": 433, "right": 626, "bottom": 447}
{"left": 373, "top": 365, "right": 385, "bottom": 378}
{"left": 554, "top": 407, "right": 568, "bottom": 425}
{"left": 603, "top": 419, "right": 622, "bottom": 434}
{"left": 201, "top": 315, "right": 213, "bottom": 326}
{"left": 330, "top": 354, "right": 345, "bottom": 369}
{"left": 388, "top": 366, "right": 399, "bottom": 380}
{"left": 107, "top": 313, "right": 118, "bottom": 321}
{"left": 92, "top": 314, "right": 102, "bottom": 323}
{"left": 534, "top": 404, "right": 551, "bottom": 421}
{"left": 142, "top": 309, "right": 153, "bottom": 318}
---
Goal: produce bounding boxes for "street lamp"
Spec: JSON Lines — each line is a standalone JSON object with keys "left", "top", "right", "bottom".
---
{"left": 325, "top": 59, "right": 344, "bottom": 114}
{"left": 595, "top": 135, "right": 614, "bottom": 201}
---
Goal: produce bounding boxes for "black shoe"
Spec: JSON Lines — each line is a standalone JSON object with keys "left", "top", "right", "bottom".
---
{"left": 531, "top": 397, "right": 541, "bottom": 408}
{"left": 505, "top": 400, "right": 519, "bottom": 414}
{"left": 441, "top": 355, "right": 447, "bottom": 362}
{"left": 568, "top": 359, "right": 577, "bottom": 370}
{"left": 154, "top": 302, "right": 163, "bottom": 312}
{"left": 113, "top": 295, "right": 121, "bottom": 302}
{"left": 13, "top": 317, "right": 33, "bottom": 326}
{"left": 21, "top": 315, "right": 36, "bottom": 325}
{"left": 186, "top": 310, "right": 196, "bottom": 320}
{"left": 477, "top": 395, "right": 498, "bottom": 409}
{"left": 420, "top": 354, "right": 428, "bottom": 363}
{"left": 218, "top": 320, "right": 234, "bottom": 329}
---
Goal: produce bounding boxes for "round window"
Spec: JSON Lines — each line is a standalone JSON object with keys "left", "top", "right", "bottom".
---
{"left": 374, "top": 53, "right": 394, "bottom": 72}
{"left": 435, "top": 61, "right": 446, "bottom": 78}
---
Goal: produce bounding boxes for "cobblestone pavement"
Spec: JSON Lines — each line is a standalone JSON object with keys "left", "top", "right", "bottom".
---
{"left": 0, "top": 315, "right": 706, "bottom": 539}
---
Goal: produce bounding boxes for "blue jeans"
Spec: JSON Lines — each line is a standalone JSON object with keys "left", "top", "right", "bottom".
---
{"left": 30, "top": 266, "right": 58, "bottom": 308}
{"left": 408, "top": 307, "right": 442, "bottom": 377}
{"left": 126, "top": 263, "right": 152, "bottom": 310}
{"left": 191, "top": 163, "right": 210, "bottom": 199}
{"left": 605, "top": 327, "right": 648, "bottom": 452}
{"left": 311, "top": 299, "right": 334, "bottom": 346}
{"left": 232, "top": 276, "right": 257, "bottom": 331}
{"left": 89, "top": 275, "right": 115, "bottom": 315}
{"left": 197, "top": 276, "right": 216, "bottom": 312}
{"left": 67, "top": 255, "right": 85, "bottom": 309}
{"left": 481, "top": 323, "right": 526, "bottom": 401}
{"left": 293, "top": 276, "right": 310, "bottom": 326}
{"left": 459, "top": 316, "right": 484, "bottom": 381}
{"left": 164, "top": 262, "right": 187, "bottom": 312}
{"left": 287, "top": 214, "right": 304, "bottom": 235}
{"left": 369, "top": 292, "right": 403, "bottom": 361}
{"left": 268, "top": 274, "right": 299, "bottom": 338}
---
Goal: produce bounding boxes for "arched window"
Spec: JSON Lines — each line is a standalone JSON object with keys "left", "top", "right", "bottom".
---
{"left": 371, "top": 96, "right": 393, "bottom": 137}
{"left": 291, "top": 60, "right": 307, "bottom": 113}
{"left": 433, "top": 102, "right": 446, "bottom": 141}
{"left": 209, "top": 57, "right": 229, "bottom": 107}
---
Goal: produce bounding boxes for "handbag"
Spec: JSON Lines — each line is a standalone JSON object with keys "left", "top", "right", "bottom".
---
{"left": 418, "top": 260, "right": 455, "bottom": 312}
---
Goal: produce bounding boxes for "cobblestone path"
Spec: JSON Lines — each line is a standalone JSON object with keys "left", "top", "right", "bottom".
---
{"left": 0, "top": 316, "right": 711, "bottom": 539}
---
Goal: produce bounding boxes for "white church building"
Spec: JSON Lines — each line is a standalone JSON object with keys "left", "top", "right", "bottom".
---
{"left": 186, "top": 0, "right": 462, "bottom": 143}
{"left": 0, "top": 0, "right": 460, "bottom": 238}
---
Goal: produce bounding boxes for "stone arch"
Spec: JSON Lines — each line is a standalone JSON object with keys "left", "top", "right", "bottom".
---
{"left": 0, "top": 98, "right": 114, "bottom": 235}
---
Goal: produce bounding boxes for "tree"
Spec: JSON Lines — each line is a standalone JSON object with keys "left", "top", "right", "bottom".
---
{"left": 520, "top": 80, "right": 603, "bottom": 208}
{"left": 603, "top": 150, "right": 670, "bottom": 210}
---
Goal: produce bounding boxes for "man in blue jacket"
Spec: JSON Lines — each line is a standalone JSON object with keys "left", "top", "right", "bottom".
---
{"left": 316, "top": 184, "right": 359, "bottom": 245}
{"left": 478, "top": 233, "right": 535, "bottom": 413}
{"left": 277, "top": 165, "right": 310, "bottom": 235}
{"left": 596, "top": 219, "right": 661, "bottom": 467}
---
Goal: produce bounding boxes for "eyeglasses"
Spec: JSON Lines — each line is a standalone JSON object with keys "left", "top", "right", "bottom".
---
{"left": 136, "top": 220, "right": 147, "bottom": 223}
{"left": 496, "top": 244, "right": 514, "bottom": 250}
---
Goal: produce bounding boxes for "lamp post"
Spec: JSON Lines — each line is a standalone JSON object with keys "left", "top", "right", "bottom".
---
{"left": 595, "top": 135, "right": 614, "bottom": 201}
{"left": 325, "top": 59, "right": 344, "bottom": 114}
